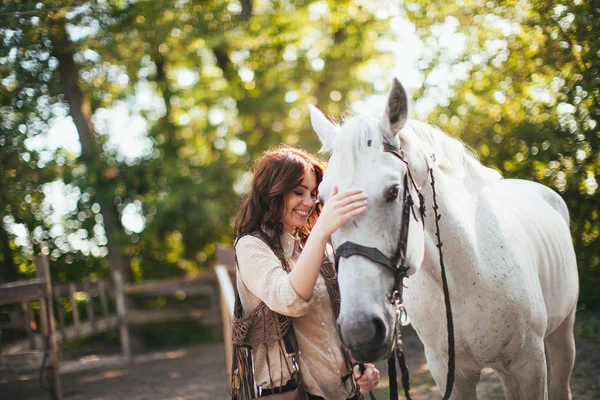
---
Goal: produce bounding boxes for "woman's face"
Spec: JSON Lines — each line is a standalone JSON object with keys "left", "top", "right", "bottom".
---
{"left": 281, "top": 170, "right": 318, "bottom": 234}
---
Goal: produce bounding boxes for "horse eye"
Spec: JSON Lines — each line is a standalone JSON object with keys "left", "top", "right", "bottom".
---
{"left": 387, "top": 186, "right": 399, "bottom": 202}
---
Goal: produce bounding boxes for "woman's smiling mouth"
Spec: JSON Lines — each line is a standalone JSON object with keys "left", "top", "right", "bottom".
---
{"left": 294, "top": 209, "right": 310, "bottom": 217}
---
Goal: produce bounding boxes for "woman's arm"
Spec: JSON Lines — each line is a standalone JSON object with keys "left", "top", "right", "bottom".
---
{"left": 236, "top": 235, "right": 314, "bottom": 317}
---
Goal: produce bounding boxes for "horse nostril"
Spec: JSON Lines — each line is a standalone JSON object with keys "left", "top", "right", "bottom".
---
{"left": 372, "top": 316, "right": 386, "bottom": 343}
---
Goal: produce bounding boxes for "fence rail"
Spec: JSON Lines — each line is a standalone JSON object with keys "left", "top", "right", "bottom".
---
{"left": 0, "top": 278, "right": 47, "bottom": 306}
{"left": 1, "top": 259, "right": 226, "bottom": 361}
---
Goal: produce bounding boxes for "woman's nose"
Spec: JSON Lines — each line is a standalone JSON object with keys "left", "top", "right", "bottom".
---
{"left": 303, "top": 195, "right": 317, "bottom": 206}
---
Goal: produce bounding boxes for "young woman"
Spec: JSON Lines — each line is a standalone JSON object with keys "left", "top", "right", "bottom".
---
{"left": 232, "top": 145, "right": 380, "bottom": 400}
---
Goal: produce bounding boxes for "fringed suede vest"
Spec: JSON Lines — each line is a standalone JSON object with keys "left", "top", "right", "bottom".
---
{"left": 231, "top": 232, "right": 357, "bottom": 399}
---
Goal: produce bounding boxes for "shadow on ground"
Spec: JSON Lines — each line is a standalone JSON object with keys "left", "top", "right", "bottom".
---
{"left": 0, "top": 343, "right": 229, "bottom": 400}
{"left": 1, "top": 326, "right": 599, "bottom": 399}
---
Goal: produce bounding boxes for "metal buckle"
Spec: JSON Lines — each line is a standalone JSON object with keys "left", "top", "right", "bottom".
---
{"left": 398, "top": 304, "right": 410, "bottom": 326}
{"left": 391, "top": 290, "right": 410, "bottom": 327}
{"left": 289, "top": 354, "right": 300, "bottom": 372}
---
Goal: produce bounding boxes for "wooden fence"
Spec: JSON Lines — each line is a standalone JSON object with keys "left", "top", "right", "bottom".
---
{"left": 1, "top": 252, "right": 229, "bottom": 364}
{"left": 0, "top": 256, "right": 62, "bottom": 400}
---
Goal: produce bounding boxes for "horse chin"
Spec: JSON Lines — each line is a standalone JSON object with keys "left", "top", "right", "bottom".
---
{"left": 347, "top": 337, "right": 394, "bottom": 363}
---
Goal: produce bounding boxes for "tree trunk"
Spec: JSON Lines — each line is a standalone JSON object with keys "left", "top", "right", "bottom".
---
{"left": 154, "top": 55, "right": 178, "bottom": 156}
{"left": 49, "top": 18, "right": 133, "bottom": 283}
{"left": 0, "top": 219, "right": 19, "bottom": 283}
{"left": 241, "top": 0, "right": 252, "bottom": 20}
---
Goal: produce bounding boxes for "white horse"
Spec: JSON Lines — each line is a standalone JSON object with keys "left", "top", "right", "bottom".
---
{"left": 308, "top": 78, "right": 579, "bottom": 399}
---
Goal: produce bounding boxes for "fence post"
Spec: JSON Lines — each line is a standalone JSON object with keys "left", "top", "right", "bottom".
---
{"left": 35, "top": 256, "right": 63, "bottom": 400}
{"left": 82, "top": 280, "right": 97, "bottom": 334}
{"left": 20, "top": 302, "right": 36, "bottom": 349}
{"left": 215, "top": 244, "right": 235, "bottom": 387}
{"left": 112, "top": 270, "right": 131, "bottom": 361}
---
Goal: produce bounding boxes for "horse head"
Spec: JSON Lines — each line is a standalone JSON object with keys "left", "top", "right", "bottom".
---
{"left": 309, "top": 78, "right": 429, "bottom": 362}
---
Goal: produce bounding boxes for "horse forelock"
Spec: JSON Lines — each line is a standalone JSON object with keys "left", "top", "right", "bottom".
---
{"left": 329, "top": 115, "right": 385, "bottom": 174}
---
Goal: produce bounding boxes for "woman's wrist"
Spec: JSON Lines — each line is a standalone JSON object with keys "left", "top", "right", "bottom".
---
{"left": 309, "top": 223, "right": 330, "bottom": 245}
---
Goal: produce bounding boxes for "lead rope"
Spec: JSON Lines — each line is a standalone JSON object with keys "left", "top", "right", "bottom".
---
{"left": 429, "top": 167, "right": 455, "bottom": 400}
{"left": 386, "top": 167, "right": 455, "bottom": 400}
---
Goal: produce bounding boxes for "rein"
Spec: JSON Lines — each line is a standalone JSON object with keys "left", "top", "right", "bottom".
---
{"left": 333, "top": 142, "right": 455, "bottom": 400}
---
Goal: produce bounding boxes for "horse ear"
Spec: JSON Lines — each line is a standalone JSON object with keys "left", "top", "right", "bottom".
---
{"left": 308, "top": 104, "right": 336, "bottom": 152}
{"left": 383, "top": 78, "right": 409, "bottom": 140}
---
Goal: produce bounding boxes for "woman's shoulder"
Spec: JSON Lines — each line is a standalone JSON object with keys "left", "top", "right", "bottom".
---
{"left": 235, "top": 233, "right": 282, "bottom": 272}
{"left": 235, "top": 232, "right": 271, "bottom": 252}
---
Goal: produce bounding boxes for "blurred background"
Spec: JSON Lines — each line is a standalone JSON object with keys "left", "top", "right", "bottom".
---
{"left": 0, "top": 0, "right": 598, "bottom": 398}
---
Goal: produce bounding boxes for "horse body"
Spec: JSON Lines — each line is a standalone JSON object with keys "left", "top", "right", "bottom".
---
{"left": 405, "top": 176, "right": 578, "bottom": 399}
{"left": 309, "top": 79, "right": 578, "bottom": 399}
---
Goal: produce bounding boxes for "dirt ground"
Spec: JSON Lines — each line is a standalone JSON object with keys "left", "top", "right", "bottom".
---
{"left": 370, "top": 328, "right": 600, "bottom": 399}
{"left": 1, "top": 328, "right": 598, "bottom": 400}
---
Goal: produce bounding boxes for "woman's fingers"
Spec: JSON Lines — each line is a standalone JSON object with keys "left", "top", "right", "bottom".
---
{"left": 332, "top": 188, "right": 365, "bottom": 202}
{"left": 330, "top": 206, "right": 365, "bottom": 231}
{"left": 338, "top": 201, "right": 367, "bottom": 218}
{"left": 317, "top": 188, "right": 368, "bottom": 235}
{"left": 327, "top": 190, "right": 367, "bottom": 226}
{"left": 356, "top": 364, "right": 380, "bottom": 391}
{"left": 334, "top": 192, "right": 368, "bottom": 208}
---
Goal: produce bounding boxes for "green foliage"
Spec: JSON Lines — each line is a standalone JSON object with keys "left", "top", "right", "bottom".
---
{"left": 407, "top": 0, "right": 599, "bottom": 309}
{"left": 1, "top": 0, "right": 598, "bottom": 325}
{"left": 59, "top": 330, "right": 120, "bottom": 350}
{"left": 0, "top": 1, "right": 394, "bottom": 286}
{"left": 576, "top": 312, "right": 600, "bottom": 342}
{"left": 136, "top": 321, "right": 216, "bottom": 349}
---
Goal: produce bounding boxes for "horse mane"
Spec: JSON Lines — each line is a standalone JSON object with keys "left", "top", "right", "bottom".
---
{"left": 329, "top": 114, "right": 501, "bottom": 183}
{"left": 401, "top": 120, "right": 502, "bottom": 183}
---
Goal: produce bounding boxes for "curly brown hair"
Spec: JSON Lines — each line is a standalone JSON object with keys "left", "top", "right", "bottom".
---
{"left": 234, "top": 145, "right": 326, "bottom": 249}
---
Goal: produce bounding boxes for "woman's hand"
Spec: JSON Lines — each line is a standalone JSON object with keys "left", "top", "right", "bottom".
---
{"left": 289, "top": 187, "right": 367, "bottom": 301}
{"left": 313, "top": 187, "right": 367, "bottom": 238}
{"left": 353, "top": 363, "right": 380, "bottom": 392}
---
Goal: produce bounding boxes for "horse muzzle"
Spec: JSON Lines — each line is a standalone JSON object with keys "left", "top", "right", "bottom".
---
{"left": 337, "top": 311, "right": 393, "bottom": 362}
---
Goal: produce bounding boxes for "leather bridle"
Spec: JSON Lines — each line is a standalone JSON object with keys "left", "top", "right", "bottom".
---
{"left": 331, "top": 140, "right": 455, "bottom": 400}
{"left": 333, "top": 141, "right": 425, "bottom": 299}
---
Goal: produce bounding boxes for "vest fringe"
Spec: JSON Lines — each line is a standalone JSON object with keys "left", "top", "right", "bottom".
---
{"left": 232, "top": 345, "right": 256, "bottom": 400}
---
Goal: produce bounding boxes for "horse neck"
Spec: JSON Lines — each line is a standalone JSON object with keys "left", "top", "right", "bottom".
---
{"left": 420, "top": 168, "right": 481, "bottom": 283}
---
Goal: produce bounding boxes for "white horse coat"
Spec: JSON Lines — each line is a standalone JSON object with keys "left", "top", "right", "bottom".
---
{"left": 309, "top": 79, "right": 579, "bottom": 399}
